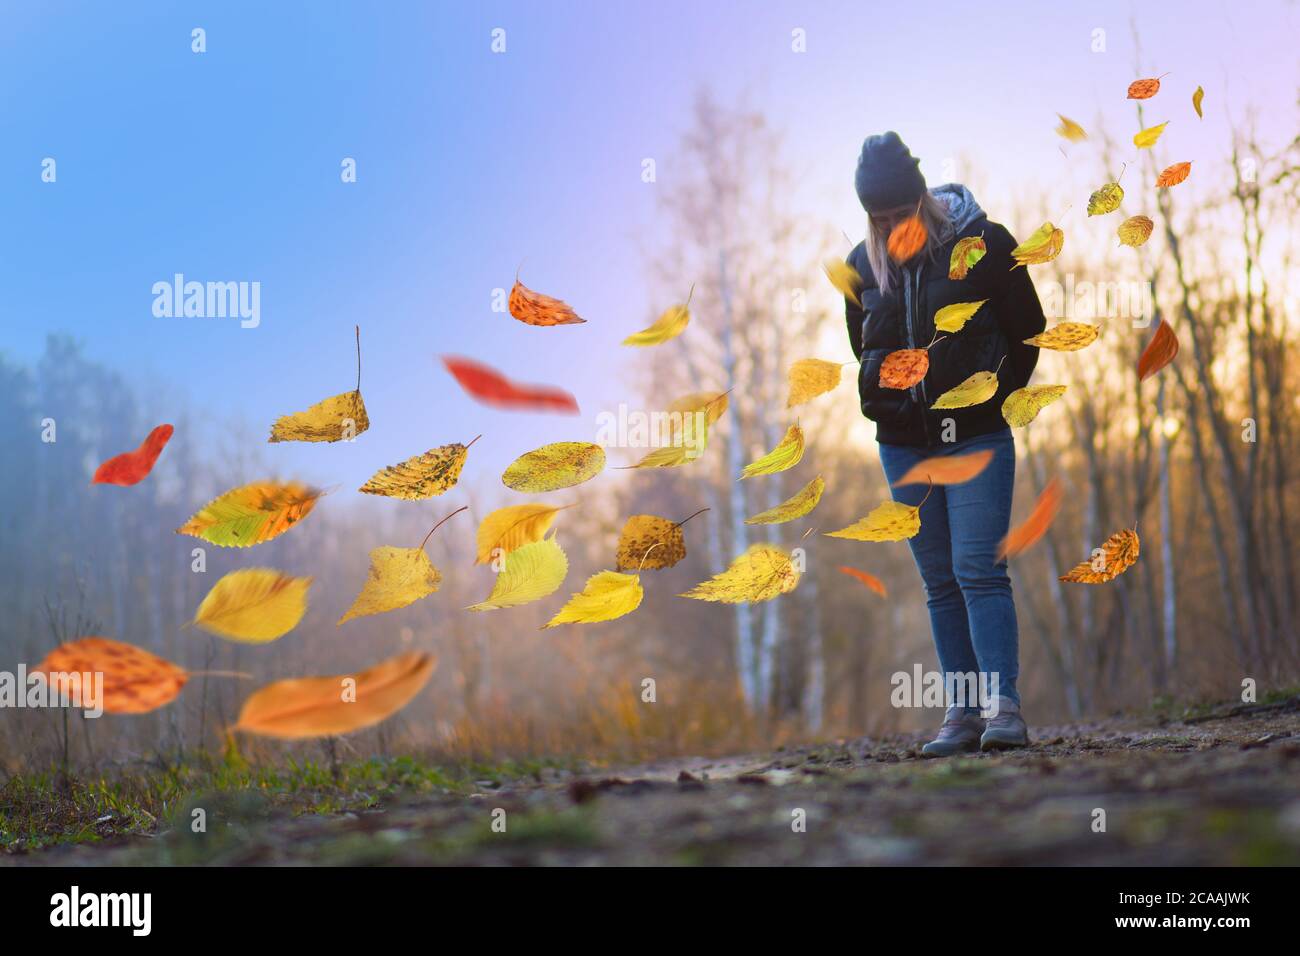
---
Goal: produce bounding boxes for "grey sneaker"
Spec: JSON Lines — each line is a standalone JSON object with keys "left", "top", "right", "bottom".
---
{"left": 921, "top": 706, "right": 986, "bottom": 758}
{"left": 980, "top": 696, "right": 1029, "bottom": 751}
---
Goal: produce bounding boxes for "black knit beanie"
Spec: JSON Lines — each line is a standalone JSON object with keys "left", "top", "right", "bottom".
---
{"left": 854, "top": 131, "right": 927, "bottom": 213}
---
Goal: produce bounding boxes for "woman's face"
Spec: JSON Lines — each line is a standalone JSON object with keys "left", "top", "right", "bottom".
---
{"left": 870, "top": 204, "right": 916, "bottom": 235}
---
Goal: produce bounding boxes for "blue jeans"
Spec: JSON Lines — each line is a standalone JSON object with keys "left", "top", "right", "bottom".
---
{"left": 878, "top": 428, "right": 1020, "bottom": 710}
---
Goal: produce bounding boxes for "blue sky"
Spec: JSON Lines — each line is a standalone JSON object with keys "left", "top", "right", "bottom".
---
{"left": 2, "top": 0, "right": 1295, "bottom": 492}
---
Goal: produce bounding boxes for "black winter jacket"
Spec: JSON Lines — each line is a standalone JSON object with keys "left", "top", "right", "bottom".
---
{"left": 845, "top": 184, "right": 1047, "bottom": 447}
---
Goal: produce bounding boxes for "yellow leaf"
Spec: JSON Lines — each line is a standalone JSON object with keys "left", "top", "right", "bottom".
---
{"left": 616, "top": 515, "right": 686, "bottom": 570}
{"left": 233, "top": 650, "right": 436, "bottom": 739}
{"left": 1087, "top": 182, "right": 1124, "bottom": 217}
{"left": 623, "top": 288, "right": 692, "bottom": 346}
{"left": 467, "top": 535, "right": 569, "bottom": 610}
{"left": 745, "top": 476, "right": 825, "bottom": 525}
{"left": 933, "top": 300, "right": 988, "bottom": 333}
{"left": 671, "top": 390, "right": 730, "bottom": 426}
{"left": 193, "top": 568, "right": 311, "bottom": 643}
{"left": 543, "top": 571, "right": 643, "bottom": 627}
{"left": 1192, "top": 85, "right": 1204, "bottom": 119}
{"left": 475, "top": 503, "right": 566, "bottom": 565}
{"left": 1133, "top": 121, "right": 1168, "bottom": 149}
{"left": 787, "top": 359, "right": 842, "bottom": 407}
{"left": 1060, "top": 528, "right": 1140, "bottom": 584}
{"left": 359, "top": 443, "right": 470, "bottom": 499}
{"left": 338, "top": 547, "right": 441, "bottom": 625}
{"left": 1010, "top": 222, "right": 1064, "bottom": 268}
{"left": 503, "top": 441, "right": 605, "bottom": 492}
{"left": 740, "top": 424, "right": 805, "bottom": 479}
{"left": 826, "top": 500, "right": 921, "bottom": 542}
{"left": 931, "top": 370, "right": 999, "bottom": 410}
{"left": 1054, "top": 114, "right": 1087, "bottom": 142}
{"left": 177, "top": 481, "right": 322, "bottom": 548}
{"left": 823, "top": 259, "right": 863, "bottom": 306}
{"left": 679, "top": 543, "right": 800, "bottom": 604}
{"left": 1001, "top": 385, "right": 1068, "bottom": 427}
{"left": 948, "top": 233, "right": 987, "bottom": 279}
{"left": 269, "top": 390, "right": 368, "bottom": 443}
{"left": 1118, "top": 215, "right": 1154, "bottom": 248}
{"left": 1024, "top": 322, "right": 1100, "bottom": 351}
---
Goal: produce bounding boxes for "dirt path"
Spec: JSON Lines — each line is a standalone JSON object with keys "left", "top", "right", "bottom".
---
{"left": 12, "top": 700, "right": 1300, "bottom": 866}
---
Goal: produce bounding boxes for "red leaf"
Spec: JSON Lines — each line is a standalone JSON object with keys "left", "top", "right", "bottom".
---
{"left": 837, "top": 565, "right": 887, "bottom": 597}
{"left": 441, "top": 356, "right": 579, "bottom": 414}
{"left": 92, "top": 424, "right": 173, "bottom": 486}
{"left": 1137, "top": 321, "right": 1179, "bottom": 382}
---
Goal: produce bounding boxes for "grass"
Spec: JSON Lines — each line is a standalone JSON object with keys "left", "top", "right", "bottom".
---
{"left": 0, "top": 752, "right": 574, "bottom": 855}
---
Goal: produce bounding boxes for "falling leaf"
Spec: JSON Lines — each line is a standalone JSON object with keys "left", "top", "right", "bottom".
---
{"left": 824, "top": 259, "right": 863, "bottom": 306}
{"left": 1054, "top": 114, "right": 1087, "bottom": 142}
{"left": 931, "top": 370, "right": 999, "bottom": 410}
{"left": 442, "top": 356, "right": 579, "bottom": 414}
{"left": 232, "top": 650, "right": 436, "bottom": 739}
{"left": 838, "top": 565, "right": 887, "bottom": 597}
{"left": 503, "top": 441, "right": 605, "bottom": 492}
{"left": 1118, "top": 215, "right": 1154, "bottom": 248}
{"left": 468, "top": 535, "right": 569, "bottom": 610}
{"left": 1087, "top": 182, "right": 1124, "bottom": 216}
{"left": 1138, "top": 320, "right": 1180, "bottom": 382}
{"left": 826, "top": 500, "right": 922, "bottom": 542}
{"left": 33, "top": 638, "right": 187, "bottom": 714}
{"left": 177, "top": 481, "right": 322, "bottom": 548}
{"left": 1010, "top": 222, "right": 1064, "bottom": 268}
{"left": 1155, "top": 161, "right": 1192, "bottom": 188}
{"left": 933, "top": 300, "right": 988, "bottom": 333}
{"left": 948, "top": 233, "right": 987, "bottom": 279}
{"left": 745, "top": 476, "right": 825, "bottom": 525}
{"left": 679, "top": 543, "right": 800, "bottom": 604}
{"left": 879, "top": 348, "right": 930, "bottom": 389}
{"left": 359, "top": 441, "right": 472, "bottom": 499}
{"left": 508, "top": 275, "right": 585, "bottom": 326}
{"left": 999, "top": 477, "right": 1063, "bottom": 559}
{"left": 623, "top": 287, "right": 693, "bottom": 346}
{"left": 787, "top": 359, "right": 843, "bottom": 407}
{"left": 740, "top": 424, "right": 805, "bottom": 479}
{"left": 894, "top": 451, "right": 993, "bottom": 487}
{"left": 1133, "top": 122, "right": 1169, "bottom": 149}
{"left": 887, "top": 214, "right": 927, "bottom": 263}
{"left": 1060, "top": 528, "right": 1140, "bottom": 583}
{"left": 543, "top": 571, "right": 644, "bottom": 627}
{"left": 1002, "top": 384, "right": 1068, "bottom": 427}
{"left": 270, "top": 327, "right": 369, "bottom": 442}
{"left": 1192, "top": 85, "right": 1204, "bottom": 118}
{"left": 194, "top": 568, "right": 312, "bottom": 643}
{"left": 476, "top": 503, "right": 566, "bottom": 564}
{"left": 1024, "top": 323, "right": 1100, "bottom": 352}
{"left": 1127, "top": 75, "right": 1167, "bottom": 100}
{"left": 615, "top": 514, "right": 688, "bottom": 571}
{"left": 338, "top": 547, "right": 441, "bottom": 625}
{"left": 92, "top": 424, "right": 173, "bottom": 486}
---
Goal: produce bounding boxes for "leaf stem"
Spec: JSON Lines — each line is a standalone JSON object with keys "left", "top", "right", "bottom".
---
{"left": 421, "top": 505, "right": 468, "bottom": 551}
{"left": 355, "top": 325, "right": 361, "bottom": 393}
{"left": 672, "top": 507, "right": 710, "bottom": 529}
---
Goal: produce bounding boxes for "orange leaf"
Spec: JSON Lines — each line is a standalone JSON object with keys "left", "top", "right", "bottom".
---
{"left": 508, "top": 276, "right": 586, "bottom": 326}
{"left": 837, "top": 565, "right": 887, "bottom": 597}
{"left": 1126, "top": 74, "right": 1167, "bottom": 100}
{"left": 33, "top": 637, "right": 188, "bottom": 714}
{"left": 92, "top": 424, "right": 173, "bottom": 486}
{"left": 232, "top": 650, "right": 436, "bottom": 739}
{"left": 1155, "top": 162, "right": 1192, "bottom": 188}
{"left": 886, "top": 215, "right": 928, "bottom": 263}
{"left": 1138, "top": 321, "right": 1179, "bottom": 382}
{"left": 894, "top": 449, "right": 994, "bottom": 487}
{"left": 879, "top": 348, "right": 929, "bottom": 389}
{"left": 999, "top": 477, "right": 1063, "bottom": 559}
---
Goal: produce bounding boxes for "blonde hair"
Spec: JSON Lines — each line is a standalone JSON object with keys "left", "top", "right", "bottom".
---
{"left": 866, "top": 190, "right": 955, "bottom": 295}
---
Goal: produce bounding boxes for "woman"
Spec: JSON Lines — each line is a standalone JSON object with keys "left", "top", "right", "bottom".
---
{"left": 844, "top": 132, "right": 1046, "bottom": 756}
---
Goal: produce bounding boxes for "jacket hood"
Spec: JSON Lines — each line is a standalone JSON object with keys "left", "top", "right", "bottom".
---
{"left": 931, "top": 182, "right": 985, "bottom": 233}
